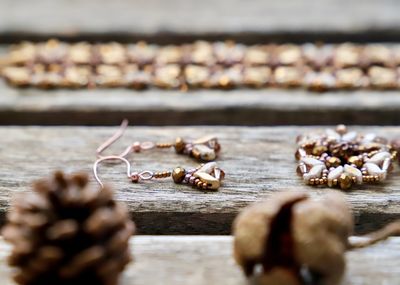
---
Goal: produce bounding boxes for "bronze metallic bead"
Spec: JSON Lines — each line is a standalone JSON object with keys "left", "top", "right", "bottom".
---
{"left": 191, "top": 148, "right": 201, "bottom": 159}
{"left": 348, "top": 156, "right": 363, "bottom": 168}
{"left": 312, "top": 145, "right": 328, "bottom": 156}
{"left": 326, "top": 157, "right": 341, "bottom": 168}
{"left": 174, "top": 137, "right": 186, "bottom": 153}
{"left": 172, "top": 167, "right": 186, "bottom": 183}
{"left": 339, "top": 173, "right": 352, "bottom": 190}
{"left": 302, "top": 143, "right": 315, "bottom": 154}
{"left": 309, "top": 178, "right": 315, "bottom": 185}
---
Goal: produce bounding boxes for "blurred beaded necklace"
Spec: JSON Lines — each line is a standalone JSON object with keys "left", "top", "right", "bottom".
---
{"left": 1, "top": 39, "right": 400, "bottom": 91}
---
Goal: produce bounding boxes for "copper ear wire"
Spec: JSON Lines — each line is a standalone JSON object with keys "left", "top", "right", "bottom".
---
{"left": 93, "top": 156, "right": 132, "bottom": 188}
{"left": 93, "top": 155, "right": 171, "bottom": 188}
{"left": 96, "top": 119, "right": 156, "bottom": 159}
{"left": 96, "top": 119, "right": 129, "bottom": 158}
{"left": 92, "top": 120, "right": 224, "bottom": 191}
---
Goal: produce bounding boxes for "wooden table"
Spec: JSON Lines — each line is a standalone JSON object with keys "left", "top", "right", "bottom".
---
{"left": 1, "top": 0, "right": 400, "bottom": 42}
{"left": 0, "top": 236, "right": 399, "bottom": 285}
{"left": 1, "top": 0, "right": 400, "bottom": 283}
{"left": 0, "top": 126, "right": 399, "bottom": 234}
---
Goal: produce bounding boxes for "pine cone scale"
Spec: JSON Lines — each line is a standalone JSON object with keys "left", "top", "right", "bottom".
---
{"left": 2, "top": 171, "right": 135, "bottom": 285}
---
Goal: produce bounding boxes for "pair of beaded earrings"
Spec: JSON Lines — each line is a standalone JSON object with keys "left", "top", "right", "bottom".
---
{"left": 93, "top": 120, "right": 225, "bottom": 191}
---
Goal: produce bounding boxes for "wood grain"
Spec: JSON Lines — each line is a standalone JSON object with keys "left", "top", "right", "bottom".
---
{"left": 0, "top": 236, "right": 399, "bottom": 285}
{"left": 0, "top": 126, "right": 399, "bottom": 234}
{"left": 1, "top": 0, "right": 400, "bottom": 43}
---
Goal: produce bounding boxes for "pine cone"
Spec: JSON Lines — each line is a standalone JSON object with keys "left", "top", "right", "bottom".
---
{"left": 2, "top": 171, "right": 135, "bottom": 285}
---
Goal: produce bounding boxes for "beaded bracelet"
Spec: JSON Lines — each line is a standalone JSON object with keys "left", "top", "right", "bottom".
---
{"left": 295, "top": 125, "right": 398, "bottom": 190}
{"left": 2, "top": 40, "right": 400, "bottom": 91}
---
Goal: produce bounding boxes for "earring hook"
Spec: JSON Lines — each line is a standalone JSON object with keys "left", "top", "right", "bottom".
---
{"left": 93, "top": 155, "right": 132, "bottom": 188}
{"left": 96, "top": 119, "right": 129, "bottom": 158}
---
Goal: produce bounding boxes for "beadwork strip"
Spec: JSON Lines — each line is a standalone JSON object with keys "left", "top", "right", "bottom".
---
{"left": 2, "top": 40, "right": 400, "bottom": 90}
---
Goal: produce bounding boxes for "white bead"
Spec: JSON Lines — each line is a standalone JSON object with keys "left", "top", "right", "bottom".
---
{"left": 364, "top": 163, "right": 387, "bottom": 180}
{"left": 325, "top": 129, "right": 341, "bottom": 141}
{"left": 193, "top": 135, "right": 217, "bottom": 144}
{"left": 301, "top": 157, "right": 324, "bottom": 167}
{"left": 304, "top": 164, "right": 326, "bottom": 182}
{"left": 362, "top": 133, "right": 376, "bottom": 144}
{"left": 344, "top": 165, "right": 363, "bottom": 184}
{"left": 327, "top": 166, "right": 344, "bottom": 186}
{"left": 367, "top": 151, "right": 391, "bottom": 166}
{"left": 196, "top": 162, "right": 217, "bottom": 174}
{"left": 382, "top": 158, "right": 391, "bottom": 172}
{"left": 192, "top": 144, "right": 216, "bottom": 161}
{"left": 342, "top": 131, "right": 357, "bottom": 141}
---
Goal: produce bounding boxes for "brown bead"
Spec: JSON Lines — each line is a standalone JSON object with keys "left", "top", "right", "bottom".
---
{"left": 296, "top": 164, "right": 305, "bottom": 176}
{"left": 172, "top": 167, "right": 186, "bottom": 183}
{"left": 326, "top": 157, "right": 341, "bottom": 168}
{"left": 302, "top": 143, "right": 315, "bottom": 154}
{"left": 348, "top": 156, "right": 363, "bottom": 168}
{"left": 312, "top": 145, "right": 328, "bottom": 156}
{"left": 174, "top": 137, "right": 186, "bottom": 153}
{"left": 339, "top": 173, "right": 352, "bottom": 190}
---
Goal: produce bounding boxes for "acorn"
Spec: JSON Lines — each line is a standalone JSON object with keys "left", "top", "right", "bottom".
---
{"left": 233, "top": 191, "right": 400, "bottom": 285}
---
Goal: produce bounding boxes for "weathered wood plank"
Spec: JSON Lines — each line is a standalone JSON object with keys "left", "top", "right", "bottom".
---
{"left": 1, "top": 0, "right": 400, "bottom": 43}
{"left": 0, "top": 236, "right": 399, "bottom": 284}
{"left": 0, "top": 126, "right": 399, "bottom": 234}
{"left": 2, "top": 81, "right": 400, "bottom": 126}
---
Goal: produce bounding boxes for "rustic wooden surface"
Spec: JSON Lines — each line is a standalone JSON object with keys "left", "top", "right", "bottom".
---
{"left": 2, "top": 80, "right": 400, "bottom": 126}
{"left": 1, "top": 0, "right": 400, "bottom": 42}
{"left": 0, "top": 236, "right": 399, "bottom": 285}
{"left": 0, "top": 126, "right": 399, "bottom": 234}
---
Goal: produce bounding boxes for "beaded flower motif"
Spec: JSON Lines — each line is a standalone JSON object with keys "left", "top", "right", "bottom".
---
{"left": 295, "top": 125, "right": 397, "bottom": 190}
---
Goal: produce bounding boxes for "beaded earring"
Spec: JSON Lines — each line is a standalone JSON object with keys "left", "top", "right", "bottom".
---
{"left": 93, "top": 120, "right": 225, "bottom": 191}
{"left": 96, "top": 119, "right": 221, "bottom": 162}
{"left": 93, "top": 157, "right": 225, "bottom": 191}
